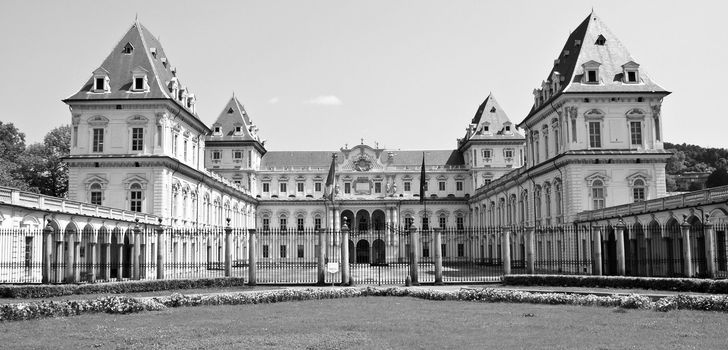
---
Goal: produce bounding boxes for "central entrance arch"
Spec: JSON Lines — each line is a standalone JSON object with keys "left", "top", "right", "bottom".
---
{"left": 372, "top": 210, "right": 386, "bottom": 232}
{"left": 356, "top": 210, "right": 370, "bottom": 232}
{"left": 356, "top": 240, "right": 370, "bottom": 263}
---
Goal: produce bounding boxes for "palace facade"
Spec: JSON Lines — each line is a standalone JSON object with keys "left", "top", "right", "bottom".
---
{"left": 63, "top": 12, "right": 668, "bottom": 235}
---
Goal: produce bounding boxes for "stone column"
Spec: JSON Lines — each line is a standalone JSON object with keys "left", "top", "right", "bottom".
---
{"left": 248, "top": 229, "right": 257, "bottom": 286}
{"left": 526, "top": 226, "right": 535, "bottom": 274}
{"left": 680, "top": 217, "right": 693, "bottom": 277}
{"left": 592, "top": 226, "right": 603, "bottom": 276}
{"left": 409, "top": 226, "right": 420, "bottom": 286}
{"left": 156, "top": 222, "right": 165, "bottom": 280}
{"left": 117, "top": 243, "right": 124, "bottom": 279}
{"left": 502, "top": 229, "right": 511, "bottom": 275}
{"left": 225, "top": 222, "right": 232, "bottom": 277}
{"left": 42, "top": 223, "right": 53, "bottom": 284}
{"left": 73, "top": 237, "right": 81, "bottom": 283}
{"left": 615, "top": 219, "right": 626, "bottom": 276}
{"left": 434, "top": 227, "right": 443, "bottom": 285}
{"left": 317, "top": 228, "right": 326, "bottom": 285}
{"left": 103, "top": 243, "right": 111, "bottom": 281}
{"left": 88, "top": 242, "right": 97, "bottom": 283}
{"left": 55, "top": 235, "right": 63, "bottom": 283}
{"left": 704, "top": 218, "right": 717, "bottom": 278}
{"left": 65, "top": 229, "right": 75, "bottom": 283}
{"left": 133, "top": 222, "right": 141, "bottom": 280}
{"left": 340, "top": 224, "right": 350, "bottom": 285}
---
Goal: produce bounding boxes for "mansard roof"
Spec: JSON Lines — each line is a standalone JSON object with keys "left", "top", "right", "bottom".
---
{"left": 260, "top": 150, "right": 464, "bottom": 169}
{"left": 64, "top": 21, "right": 197, "bottom": 113}
{"left": 522, "top": 12, "right": 669, "bottom": 124}
{"left": 208, "top": 96, "right": 261, "bottom": 143}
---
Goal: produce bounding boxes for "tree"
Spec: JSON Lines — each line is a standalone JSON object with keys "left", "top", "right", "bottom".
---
{"left": 665, "top": 150, "right": 686, "bottom": 174}
{"left": 42, "top": 125, "right": 71, "bottom": 197}
{"left": 0, "top": 122, "right": 26, "bottom": 163}
{"left": 706, "top": 168, "right": 728, "bottom": 188}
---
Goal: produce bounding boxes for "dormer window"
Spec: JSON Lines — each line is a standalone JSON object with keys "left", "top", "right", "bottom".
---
{"left": 595, "top": 34, "right": 606, "bottom": 46}
{"left": 149, "top": 47, "right": 157, "bottom": 58}
{"left": 505, "top": 125, "right": 511, "bottom": 132}
{"left": 622, "top": 61, "right": 640, "bottom": 84}
{"left": 234, "top": 126, "right": 242, "bottom": 134}
{"left": 122, "top": 42, "right": 134, "bottom": 54}
{"left": 131, "top": 67, "right": 149, "bottom": 92}
{"left": 213, "top": 126, "right": 221, "bottom": 134}
{"left": 582, "top": 60, "right": 601, "bottom": 84}
{"left": 92, "top": 68, "right": 110, "bottom": 93}
{"left": 227, "top": 108, "right": 234, "bottom": 114}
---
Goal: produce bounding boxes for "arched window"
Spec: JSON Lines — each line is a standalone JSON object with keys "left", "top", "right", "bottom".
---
{"left": 130, "top": 183, "right": 143, "bottom": 212}
{"left": 554, "top": 182, "right": 562, "bottom": 217}
{"left": 592, "top": 179, "right": 605, "bottom": 209}
{"left": 90, "top": 183, "right": 103, "bottom": 205}
{"left": 633, "top": 179, "right": 646, "bottom": 202}
{"left": 534, "top": 187, "right": 542, "bottom": 222}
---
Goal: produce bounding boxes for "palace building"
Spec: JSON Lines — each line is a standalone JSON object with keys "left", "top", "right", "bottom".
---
{"left": 63, "top": 11, "right": 668, "bottom": 237}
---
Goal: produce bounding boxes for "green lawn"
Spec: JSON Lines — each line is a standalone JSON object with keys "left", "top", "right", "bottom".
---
{"left": 1, "top": 297, "right": 725, "bottom": 349}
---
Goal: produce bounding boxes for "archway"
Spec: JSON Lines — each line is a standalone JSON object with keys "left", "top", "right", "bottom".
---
{"left": 604, "top": 226, "right": 617, "bottom": 275}
{"left": 372, "top": 210, "right": 386, "bottom": 232}
{"left": 81, "top": 224, "right": 95, "bottom": 281}
{"left": 63, "top": 222, "right": 79, "bottom": 283}
{"left": 110, "top": 229, "right": 122, "bottom": 279}
{"left": 348, "top": 239, "right": 355, "bottom": 264}
{"left": 665, "top": 218, "right": 682, "bottom": 276}
{"left": 341, "top": 210, "right": 354, "bottom": 229}
{"left": 372, "top": 239, "right": 386, "bottom": 265}
{"left": 355, "top": 210, "right": 370, "bottom": 232}
{"left": 122, "top": 234, "right": 132, "bottom": 279}
{"left": 689, "top": 216, "right": 707, "bottom": 276}
{"left": 633, "top": 223, "right": 646, "bottom": 276}
{"left": 647, "top": 221, "right": 662, "bottom": 276}
{"left": 356, "top": 240, "right": 370, "bottom": 264}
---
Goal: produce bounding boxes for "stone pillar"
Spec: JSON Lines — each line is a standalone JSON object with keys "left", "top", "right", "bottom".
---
{"left": 526, "top": 226, "right": 535, "bottom": 274}
{"left": 434, "top": 227, "right": 443, "bottom": 285}
{"left": 156, "top": 223, "right": 165, "bottom": 280}
{"left": 103, "top": 243, "right": 111, "bottom": 281}
{"left": 133, "top": 222, "right": 141, "bottom": 280}
{"left": 42, "top": 223, "right": 53, "bottom": 284}
{"left": 592, "top": 226, "right": 603, "bottom": 275}
{"left": 502, "top": 229, "right": 511, "bottom": 275}
{"left": 333, "top": 209, "right": 341, "bottom": 245}
{"left": 317, "top": 228, "right": 326, "bottom": 285}
{"left": 55, "top": 235, "right": 63, "bottom": 283}
{"left": 248, "top": 229, "right": 257, "bottom": 286}
{"left": 225, "top": 222, "right": 232, "bottom": 277}
{"left": 680, "top": 217, "right": 693, "bottom": 277}
{"left": 615, "top": 219, "right": 626, "bottom": 276}
{"left": 65, "top": 229, "right": 75, "bottom": 283}
{"left": 117, "top": 243, "right": 124, "bottom": 279}
{"left": 645, "top": 238, "right": 653, "bottom": 277}
{"left": 341, "top": 223, "right": 350, "bottom": 285}
{"left": 73, "top": 237, "right": 81, "bottom": 283}
{"left": 88, "top": 242, "right": 97, "bottom": 283}
{"left": 410, "top": 226, "right": 420, "bottom": 286}
{"left": 704, "top": 218, "right": 717, "bottom": 278}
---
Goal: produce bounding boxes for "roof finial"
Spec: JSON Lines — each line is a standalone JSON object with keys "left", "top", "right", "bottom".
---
{"left": 135, "top": 13, "right": 139, "bottom": 23}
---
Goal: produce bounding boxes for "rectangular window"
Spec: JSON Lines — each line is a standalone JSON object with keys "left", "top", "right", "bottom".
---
{"left": 404, "top": 217, "right": 414, "bottom": 229}
{"left": 482, "top": 149, "right": 492, "bottom": 159}
{"left": 279, "top": 218, "right": 287, "bottom": 230}
{"left": 438, "top": 181, "right": 445, "bottom": 191}
{"left": 280, "top": 183, "right": 287, "bottom": 193}
{"left": 344, "top": 183, "right": 351, "bottom": 194}
{"left": 314, "top": 217, "right": 322, "bottom": 230}
{"left": 212, "top": 151, "right": 221, "bottom": 160}
{"left": 297, "top": 182, "right": 304, "bottom": 193}
{"left": 24, "top": 237, "right": 33, "bottom": 268}
{"left": 456, "top": 181, "right": 463, "bottom": 191}
{"left": 457, "top": 244, "right": 464, "bottom": 257}
{"left": 630, "top": 121, "right": 643, "bottom": 145}
{"left": 423, "top": 245, "right": 430, "bottom": 258}
{"left": 505, "top": 149, "right": 514, "bottom": 158}
{"left": 374, "top": 182, "right": 382, "bottom": 193}
{"left": 439, "top": 216, "right": 446, "bottom": 229}
{"left": 456, "top": 217, "right": 464, "bottom": 230}
{"left": 90, "top": 191, "right": 102, "bottom": 205}
{"left": 422, "top": 217, "right": 429, "bottom": 230}
{"left": 92, "top": 128, "right": 104, "bottom": 152}
{"left": 587, "top": 70, "right": 597, "bottom": 83}
{"left": 262, "top": 183, "right": 270, "bottom": 193}
{"left": 173, "top": 134, "right": 178, "bottom": 155}
{"left": 248, "top": 150, "right": 252, "bottom": 167}
{"left": 263, "top": 245, "right": 269, "bottom": 258}
{"left": 404, "top": 182, "right": 411, "bottom": 192}
{"left": 588, "top": 122, "right": 601, "bottom": 148}
{"left": 130, "top": 190, "right": 142, "bottom": 212}
{"left": 280, "top": 245, "right": 287, "bottom": 258}
{"left": 95, "top": 77, "right": 105, "bottom": 90}
{"left": 633, "top": 187, "right": 645, "bottom": 202}
{"left": 627, "top": 71, "right": 637, "bottom": 82}
{"left": 297, "top": 218, "right": 304, "bottom": 231}
{"left": 183, "top": 140, "right": 187, "bottom": 160}
{"left": 233, "top": 151, "right": 243, "bottom": 160}
{"left": 131, "top": 128, "right": 144, "bottom": 151}
{"left": 592, "top": 188, "right": 605, "bottom": 209}
{"left": 262, "top": 218, "right": 270, "bottom": 231}
{"left": 297, "top": 245, "right": 304, "bottom": 258}
{"left": 314, "top": 182, "right": 322, "bottom": 192}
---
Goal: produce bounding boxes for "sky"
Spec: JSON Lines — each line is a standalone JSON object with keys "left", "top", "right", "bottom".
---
{"left": 1, "top": 0, "right": 726, "bottom": 151}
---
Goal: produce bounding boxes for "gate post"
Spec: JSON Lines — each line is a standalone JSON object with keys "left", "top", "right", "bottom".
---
{"left": 317, "top": 228, "right": 326, "bottom": 285}
{"left": 680, "top": 216, "right": 693, "bottom": 277}
{"left": 615, "top": 218, "right": 626, "bottom": 276}
{"left": 341, "top": 223, "right": 350, "bottom": 286}
{"left": 409, "top": 226, "right": 420, "bottom": 286}
{"left": 248, "top": 229, "right": 257, "bottom": 286}
{"left": 704, "top": 216, "right": 717, "bottom": 278}
{"left": 502, "top": 228, "right": 511, "bottom": 275}
{"left": 526, "top": 226, "right": 535, "bottom": 274}
{"left": 156, "top": 219, "right": 165, "bottom": 280}
{"left": 592, "top": 226, "right": 603, "bottom": 276}
{"left": 42, "top": 221, "right": 53, "bottom": 284}
{"left": 434, "top": 227, "right": 443, "bottom": 285}
{"left": 133, "top": 219, "right": 141, "bottom": 280}
{"left": 225, "top": 219, "right": 232, "bottom": 277}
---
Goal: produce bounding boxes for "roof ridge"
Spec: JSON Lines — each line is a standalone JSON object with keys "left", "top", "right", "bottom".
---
{"left": 136, "top": 22, "right": 171, "bottom": 100}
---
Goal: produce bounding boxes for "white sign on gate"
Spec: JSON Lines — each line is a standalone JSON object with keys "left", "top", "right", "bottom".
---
{"left": 327, "top": 262, "right": 339, "bottom": 274}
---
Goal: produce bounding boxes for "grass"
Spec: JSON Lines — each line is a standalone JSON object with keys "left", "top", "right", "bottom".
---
{"left": 1, "top": 296, "right": 726, "bottom": 349}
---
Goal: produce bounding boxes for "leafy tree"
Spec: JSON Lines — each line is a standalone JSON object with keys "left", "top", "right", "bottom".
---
{"left": 42, "top": 125, "right": 71, "bottom": 197}
{"left": 706, "top": 168, "right": 728, "bottom": 188}
{"left": 665, "top": 150, "right": 686, "bottom": 174}
{"left": 0, "top": 122, "right": 25, "bottom": 163}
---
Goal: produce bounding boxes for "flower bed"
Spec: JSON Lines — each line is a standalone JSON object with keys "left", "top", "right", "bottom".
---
{"left": 502, "top": 275, "right": 728, "bottom": 294}
{"left": 0, "top": 277, "right": 248, "bottom": 299}
{"left": 3, "top": 286, "right": 728, "bottom": 322}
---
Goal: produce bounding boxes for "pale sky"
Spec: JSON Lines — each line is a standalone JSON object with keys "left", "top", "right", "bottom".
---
{"left": 1, "top": 0, "right": 726, "bottom": 150}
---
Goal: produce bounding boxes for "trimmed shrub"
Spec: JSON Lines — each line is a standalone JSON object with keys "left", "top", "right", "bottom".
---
{"left": 502, "top": 275, "right": 728, "bottom": 294}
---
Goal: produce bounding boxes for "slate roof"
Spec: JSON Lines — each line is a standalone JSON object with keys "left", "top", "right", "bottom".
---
{"left": 260, "top": 150, "right": 465, "bottom": 168}
{"left": 521, "top": 12, "right": 669, "bottom": 124}
{"left": 65, "top": 21, "right": 197, "bottom": 116}
{"left": 208, "top": 96, "right": 261, "bottom": 142}
{"left": 459, "top": 93, "right": 524, "bottom": 150}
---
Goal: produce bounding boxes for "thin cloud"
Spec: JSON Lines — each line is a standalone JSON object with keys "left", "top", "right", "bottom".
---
{"left": 306, "top": 95, "right": 342, "bottom": 106}
{"left": 268, "top": 97, "right": 280, "bottom": 104}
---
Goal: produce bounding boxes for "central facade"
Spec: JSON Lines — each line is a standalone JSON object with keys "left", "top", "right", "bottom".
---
{"left": 63, "top": 11, "right": 670, "bottom": 255}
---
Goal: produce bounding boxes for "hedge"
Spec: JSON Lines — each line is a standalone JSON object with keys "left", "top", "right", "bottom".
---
{"left": 3, "top": 287, "right": 728, "bottom": 322}
{"left": 0, "top": 277, "right": 248, "bottom": 299}
{"left": 502, "top": 275, "right": 728, "bottom": 294}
